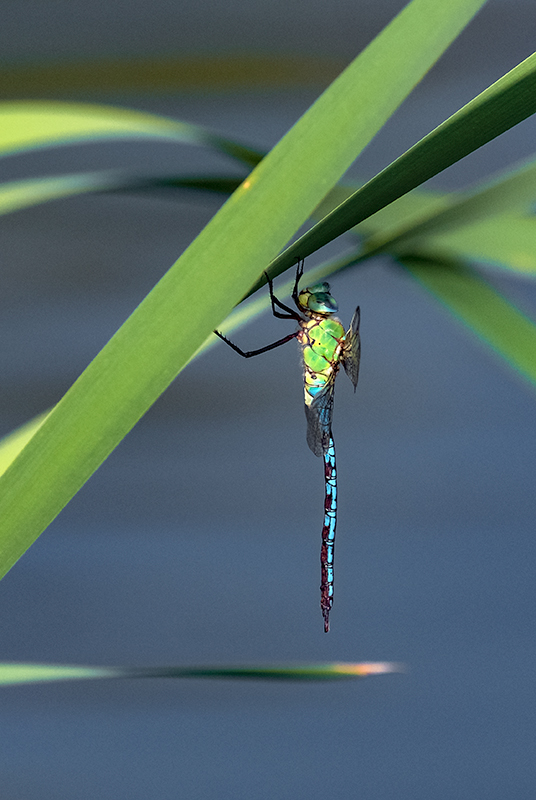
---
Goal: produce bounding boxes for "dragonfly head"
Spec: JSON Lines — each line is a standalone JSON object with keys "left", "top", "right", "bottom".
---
{"left": 298, "top": 282, "right": 338, "bottom": 315}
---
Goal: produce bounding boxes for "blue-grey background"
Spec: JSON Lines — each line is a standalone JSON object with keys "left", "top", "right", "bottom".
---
{"left": 1, "top": 1, "right": 536, "bottom": 797}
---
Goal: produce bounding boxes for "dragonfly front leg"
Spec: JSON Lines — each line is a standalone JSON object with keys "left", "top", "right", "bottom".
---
{"left": 264, "top": 271, "right": 302, "bottom": 322}
{"left": 291, "top": 258, "right": 304, "bottom": 309}
{"left": 214, "top": 329, "right": 299, "bottom": 358}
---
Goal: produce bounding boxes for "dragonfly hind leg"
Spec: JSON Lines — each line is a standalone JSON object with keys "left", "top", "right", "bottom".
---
{"left": 214, "top": 329, "right": 299, "bottom": 358}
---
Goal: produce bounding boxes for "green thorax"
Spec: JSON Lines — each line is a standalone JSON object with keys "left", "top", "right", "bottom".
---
{"left": 297, "top": 283, "right": 346, "bottom": 406}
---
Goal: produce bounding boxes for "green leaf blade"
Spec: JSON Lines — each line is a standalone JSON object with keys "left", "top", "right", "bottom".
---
{"left": 423, "top": 216, "right": 536, "bottom": 274}
{"left": 0, "top": 661, "right": 403, "bottom": 686}
{"left": 0, "top": 412, "right": 50, "bottom": 478}
{"left": 0, "top": 171, "right": 244, "bottom": 216}
{"left": 400, "top": 254, "right": 536, "bottom": 386}
{"left": 0, "top": 100, "right": 263, "bottom": 167}
{"left": 364, "top": 155, "right": 536, "bottom": 256}
{"left": 267, "top": 49, "right": 536, "bottom": 281}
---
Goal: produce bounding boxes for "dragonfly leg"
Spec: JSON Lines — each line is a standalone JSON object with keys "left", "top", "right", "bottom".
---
{"left": 291, "top": 258, "right": 304, "bottom": 310}
{"left": 214, "top": 329, "right": 299, "bottom": 358}
{"left": 264, "top": 271, "right": 302, "bottom": 321}
{"left": 213, "top": 265, "right": 303, "bottom": 356}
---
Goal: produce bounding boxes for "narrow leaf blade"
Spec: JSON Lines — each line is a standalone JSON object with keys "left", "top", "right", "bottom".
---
{"left": 0, "top": 661, "right": 403, "bottom": 686}
{"left": 399, "top": 254, "right": 536, "bottom": 386}
{"left": 423, "top": 216, "right": 536, "bottom": 274}
{"left": 0, "top": 171, "right": 244, "bottom": 216}
{"left": 264, "top": 50, "right": 536, "bottom": 284}
{"left": 0, "top": 100, "right": 263, "bottom": 167}
{"left": 365, "top": 155, "right": 536, "bottom": 254}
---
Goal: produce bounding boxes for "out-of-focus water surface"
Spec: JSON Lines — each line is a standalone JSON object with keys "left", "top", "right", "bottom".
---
{"left": 2, "top": 2, "right": 536, "bottom": 798}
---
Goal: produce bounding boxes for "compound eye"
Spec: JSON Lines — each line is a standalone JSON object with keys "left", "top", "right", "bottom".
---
{"left": 306, "top": 281, "right": 330, "bottom": 294}
{"left": 308, "top": 292, "right": 338, "bottom": 314}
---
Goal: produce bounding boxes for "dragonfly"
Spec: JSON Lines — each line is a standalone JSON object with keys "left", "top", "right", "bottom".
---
{"left": 215, "top": 260, "right": 360, "bottom": 632}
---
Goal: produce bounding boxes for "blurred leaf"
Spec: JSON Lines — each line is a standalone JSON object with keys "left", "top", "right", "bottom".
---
{"left": 0, "top": 661, "right": 403, "bottom": 686}
{"left": 0, "top": 0, "right": 487, "bottom": 578}
{"left": 422, "top": 215, "right": 536, "bottom": 274}
{"left": 399, "top": 254, "right": 536, "bottom": 386}
{"left": 0, "top": 101, "right": 263, "bottom": 167}
{"left": 0, "top": 171, "right": 244, "bottom": 215}
{"left": 261, "top": 50, "right": 536, "bottom": 289}
{"left": 0, "top": 54, "right": 345, "bottom": 97}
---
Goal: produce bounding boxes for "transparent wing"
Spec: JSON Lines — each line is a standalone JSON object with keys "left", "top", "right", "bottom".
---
{"left": 341, "top": 306, "right": 361, "bottom": 390}
{"left": 305, "top": 377, "right": 336, "bottom": 457}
